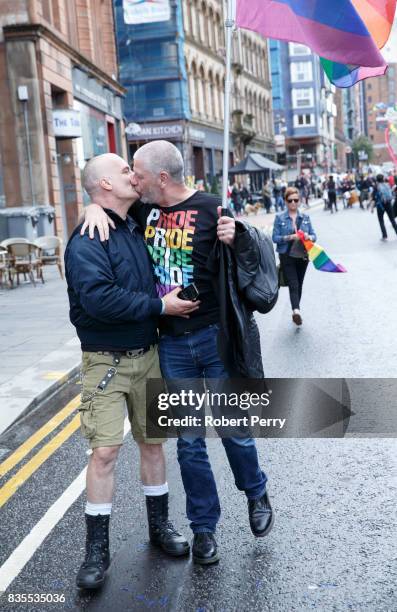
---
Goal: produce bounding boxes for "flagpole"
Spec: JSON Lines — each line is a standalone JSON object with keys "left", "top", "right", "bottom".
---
{"left": 221, "top": 0, "right": 236, "bottom": 209}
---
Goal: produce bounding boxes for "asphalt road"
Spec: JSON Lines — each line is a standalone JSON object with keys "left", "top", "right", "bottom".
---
{"left": 0, "top": 204, "right": 396, "bottom": 611}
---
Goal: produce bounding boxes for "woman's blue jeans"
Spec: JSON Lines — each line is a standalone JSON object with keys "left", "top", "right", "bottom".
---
{"left": 159, "top": 324, "right": 267, "bottom": 534}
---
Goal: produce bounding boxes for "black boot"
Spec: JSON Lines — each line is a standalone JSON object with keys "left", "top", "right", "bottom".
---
{"left": 76, "top": 514, "right": 110, "bottom": 590}
{"left": 146, "top": 493, "right": 190, "bottom": 557}
{"left": 248, "top": 491, "right": 274, "bottom": 537}
{"left": 192, "top": 533, "right": 219, "bottom": 565}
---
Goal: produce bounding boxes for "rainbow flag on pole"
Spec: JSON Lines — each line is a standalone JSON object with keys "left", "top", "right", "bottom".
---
{"left": 320, "top": 0, "right": 397, "bottom": 87}
{"left": 297, "top": 231, "right": 347, "bottom": 273}
{"left": 236, "top": 0, "right": 387, "bottom": 69}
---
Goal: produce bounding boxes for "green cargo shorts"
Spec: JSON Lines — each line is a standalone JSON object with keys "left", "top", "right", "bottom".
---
{"left": 79, "top": 346, "right": 165, "bottom": 448}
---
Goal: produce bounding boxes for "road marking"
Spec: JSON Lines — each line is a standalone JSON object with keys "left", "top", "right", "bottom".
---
{"left": 42, "top": 371, "right": 68, "bottom": 380}
{"left": 0, "top": 418, "right": 129, "bottom": 592}
{"left": 0, "top": 415, "right": 81, "bottom": 509}
{"left": 0, "top": 395, "right": 80, "bottom": 478}
{"left": 0, "top": 468, "right": 87, "bottom": 592}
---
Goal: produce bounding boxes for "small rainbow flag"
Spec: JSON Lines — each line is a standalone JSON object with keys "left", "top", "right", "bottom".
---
{"left": 297, "top": 231, "right": 347, "bottom": 273}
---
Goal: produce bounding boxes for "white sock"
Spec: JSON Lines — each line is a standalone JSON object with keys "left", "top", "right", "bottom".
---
{"left": 142, "top": 482, "right": 169, "bottom": 497}
{"left": 85, "top": 501, "right": 112, "bottom": 516}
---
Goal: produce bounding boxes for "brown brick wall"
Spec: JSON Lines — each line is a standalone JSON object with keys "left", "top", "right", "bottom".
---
{"left": 366, "top": 64, "right": 397, "bottom": 165}
{"left": 31, "top": 0, "right": 117, "bottom": 79}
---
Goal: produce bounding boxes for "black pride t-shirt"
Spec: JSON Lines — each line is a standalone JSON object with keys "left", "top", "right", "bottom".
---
{"left": 130, "top": 191, "right": 221, "bottom": 336}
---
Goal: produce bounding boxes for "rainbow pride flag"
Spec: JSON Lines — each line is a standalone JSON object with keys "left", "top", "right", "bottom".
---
{"left": 297, "top": 231, "right": 347, "bottom": 273}
{"left": 320, "top": 0, "right": 396, "bottom": 87}
{"left": 236, "top": 0, "right": 386, "bottom": 69}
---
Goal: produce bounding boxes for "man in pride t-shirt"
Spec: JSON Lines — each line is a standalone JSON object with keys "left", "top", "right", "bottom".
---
{"left": 83, "top": 141, "right": 273, "bottom": 564}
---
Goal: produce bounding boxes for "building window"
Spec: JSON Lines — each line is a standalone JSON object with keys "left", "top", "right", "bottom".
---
{"left": 294, "top": 113, "right": 315, "bottom": 127}
{"left": 289, "top": 43, "right": 311, "bottom": 56}
{"left": 290, "top": 61, "right": 313, "bottom": 82}
{"left": 292, "top": 88, "right": 314, "bottom": 108}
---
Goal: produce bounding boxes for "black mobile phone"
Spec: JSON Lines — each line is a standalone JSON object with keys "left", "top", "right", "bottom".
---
{"left": 178, "top": 283, "right": 200, "bottom": 301}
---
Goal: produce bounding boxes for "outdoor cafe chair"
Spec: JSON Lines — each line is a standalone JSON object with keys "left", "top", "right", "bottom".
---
{"left": 34, "top": 235, "right": 63, "bottom": 280}
{"left": 6, "top": 241, "right": 44, "bottom": 287}
{"left": 0, "top": 246, "right": 13, "bottom": 288}
{"left": 0, "top": 237, "right": 30, "bottom": 248}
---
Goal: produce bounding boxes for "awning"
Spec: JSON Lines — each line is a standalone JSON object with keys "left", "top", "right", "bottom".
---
{"left": 229, "top": 153, "right": 284, "bottom": 174}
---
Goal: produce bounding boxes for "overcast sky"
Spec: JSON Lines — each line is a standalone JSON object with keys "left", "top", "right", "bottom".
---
{"left": 382, "top": 17, "right": 397, "bottom": 63}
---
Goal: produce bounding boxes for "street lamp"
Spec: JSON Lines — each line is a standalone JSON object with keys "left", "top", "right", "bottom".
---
{"left": 18, "top": 85, "right": 36, "bottom": 207}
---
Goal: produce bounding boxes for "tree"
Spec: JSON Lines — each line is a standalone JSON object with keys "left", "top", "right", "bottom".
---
{"left": 352, "top": 135, "right": 373, "bottom": 164}
{"left": 210, "top": 175, "right": 220, "bottom": 195}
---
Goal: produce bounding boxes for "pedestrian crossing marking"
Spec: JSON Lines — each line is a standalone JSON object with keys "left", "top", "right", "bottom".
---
{"left": 0, "top": 414, "right": 80, "bottom": 509}
{"left": 0, "top": 395, "right": 80, "bottom": 478}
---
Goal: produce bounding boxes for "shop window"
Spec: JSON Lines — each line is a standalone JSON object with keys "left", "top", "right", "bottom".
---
{"left": 107, "top": 122, "right": 116, "bottom": 154}
{"left": 73, "top": 100, "right": 108, "bottom": 159}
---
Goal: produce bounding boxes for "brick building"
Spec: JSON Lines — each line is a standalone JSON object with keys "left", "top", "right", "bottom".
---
{"left": 365, "top": 63, "right": 397, "bottom": 167}
{"left": 0, "top": 0, "right": 126, "bottom": 242}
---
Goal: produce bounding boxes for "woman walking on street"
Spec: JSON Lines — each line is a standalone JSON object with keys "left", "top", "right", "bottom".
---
{"left": 272, "top": 187, "right": 317, "bottom": 326}
{"left": 327, "top": 175, "right": 338, "bottom": 213}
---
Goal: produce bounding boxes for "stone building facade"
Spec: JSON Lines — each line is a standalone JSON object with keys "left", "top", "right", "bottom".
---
{"left": 183, "top": 0, "right": 275, "bottom": 178}
{"left": 117, "top": 0, "right": 275, "bottom": 185}
{"left": 0, "top": 0, "right": 125, "bottom": 241}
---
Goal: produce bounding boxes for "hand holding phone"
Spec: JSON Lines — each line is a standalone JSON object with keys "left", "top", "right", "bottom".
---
{"left": 178, "top": 283, "right": 200, "bottom": 301}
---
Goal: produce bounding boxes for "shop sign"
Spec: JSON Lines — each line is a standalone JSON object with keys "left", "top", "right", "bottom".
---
{"left": 127, "top": 122, "right": 183, "bottom": 141}
{"left": 72, "top": 68, "right": 122, "bottom": 118}
{"left": 53, "top": 110, "right": 82, "bottom": 138}
{"left": 123, "top": 0, "right": 170, "bottom": 24}
{"left": 190, "top": 128, "right": 205, "bottom": 142}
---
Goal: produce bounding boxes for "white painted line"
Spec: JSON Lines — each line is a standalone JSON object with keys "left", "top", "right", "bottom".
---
{"left": 0, "top": 418, "right": 130, "bottom": 592}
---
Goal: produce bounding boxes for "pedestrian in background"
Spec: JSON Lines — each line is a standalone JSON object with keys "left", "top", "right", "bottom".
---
{"left": 372, "top": 174, "right": 397, "bottom": 241}
{"left": 326, "top": 175, "right": 337, "bottom": 213}
{"left": 358, "top": 174, "right": 371, "bottom": 209}
{"left": 262, "top": 180, "right": 272, "bottom": 213}
{"left": 231, "top": 182, "right": 243, "bottom": 216}
{"left": 272, "top": 187, "right": 316, "bottom": 326}
{"left": 273, "top": 179, "right": 284, "bottom": 212}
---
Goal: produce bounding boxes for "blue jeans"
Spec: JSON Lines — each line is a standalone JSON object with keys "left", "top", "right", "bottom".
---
{"left": 159, "top": 324, "right": 267, "bottom": 533}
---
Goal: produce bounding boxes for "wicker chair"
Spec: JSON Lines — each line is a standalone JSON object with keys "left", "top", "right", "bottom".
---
{"left": 33, "top": 236, "right": 63, "bottom": 280}
{"left": 6, "top": 241, "right": 43, "bottom": 286}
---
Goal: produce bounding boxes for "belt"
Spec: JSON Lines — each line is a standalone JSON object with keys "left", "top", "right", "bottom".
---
{"left": 94, "top": 346, "right": 153, "bottom": 359}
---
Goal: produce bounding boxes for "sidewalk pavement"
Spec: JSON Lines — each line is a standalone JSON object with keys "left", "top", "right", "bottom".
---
{"left": 0, "top": 198, "right": 324, "bottom": 436}
{"left": 0, "top": 266, "right": 79, "bottom": 435}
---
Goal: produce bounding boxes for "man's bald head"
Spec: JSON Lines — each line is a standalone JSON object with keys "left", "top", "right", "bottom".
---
{"left": 82, "top": 154, "right": 127, "bottom": 197}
